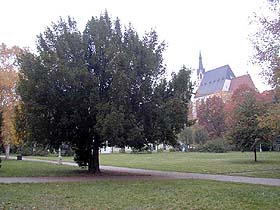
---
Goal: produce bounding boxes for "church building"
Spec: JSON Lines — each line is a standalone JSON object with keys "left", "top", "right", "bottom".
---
{"left": 192, "top": 53, "right": 256, "bottom": 117}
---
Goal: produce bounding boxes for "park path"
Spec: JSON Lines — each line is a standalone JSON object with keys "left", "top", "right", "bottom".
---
{"left": 0, "top": 157, "right": 280, "bottom": 186}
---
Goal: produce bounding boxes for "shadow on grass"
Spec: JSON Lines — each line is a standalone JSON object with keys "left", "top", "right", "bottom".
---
{"left": 228, "top": 159, "right": 279, "bottom": 164}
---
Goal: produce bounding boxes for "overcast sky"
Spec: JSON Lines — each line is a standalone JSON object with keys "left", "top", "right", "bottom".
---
{"left": 0, "top": 0, "right": 271, "bottom": 91}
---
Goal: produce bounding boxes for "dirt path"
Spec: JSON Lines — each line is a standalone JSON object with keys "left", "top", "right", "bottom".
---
{"left": 0, "top": 157, "right": 280, "bottom": 186}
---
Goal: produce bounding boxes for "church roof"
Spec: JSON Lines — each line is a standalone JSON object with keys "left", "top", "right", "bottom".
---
{"left": 195, "top": 65, "right": 235, "bottom": 98}
{"left": 229, "top": 74, "right": 256, "bottom": 92}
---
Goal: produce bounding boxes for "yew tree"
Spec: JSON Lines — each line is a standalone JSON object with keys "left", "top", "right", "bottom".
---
{"left": 17, "top": 14, "right": 193, "bottom": 173}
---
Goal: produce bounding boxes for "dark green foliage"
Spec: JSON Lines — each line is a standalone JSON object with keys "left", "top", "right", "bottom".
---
{"left": 228, "top": 92, "right": 267, "bottom": 161}
{"left": 17, "top": 13, "right": 193, "bottom": 172}
{"left": 195, "top": 138, "right": 230, "bottom": 153}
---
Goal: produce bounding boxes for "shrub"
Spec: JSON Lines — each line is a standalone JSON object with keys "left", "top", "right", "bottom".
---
{"left": 195, "top": 138, "right": 230, "bottom": 153}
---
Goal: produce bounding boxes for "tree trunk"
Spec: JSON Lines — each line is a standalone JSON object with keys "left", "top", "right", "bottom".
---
{"left": 88, "top": 143, "right": 100, "bottom": 173}
{"left": 4, "top": 144, "right": 10, "bottom": 160}
{"left": 254, "top": 148, "right": 257, "bottom": 162}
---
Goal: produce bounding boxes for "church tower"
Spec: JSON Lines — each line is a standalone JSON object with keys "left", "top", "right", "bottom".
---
{"left": 196, "top": 51, "right": 205, "bottom": 89}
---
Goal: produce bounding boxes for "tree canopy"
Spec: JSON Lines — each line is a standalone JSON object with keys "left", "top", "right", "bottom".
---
{"left": 17, "top": 13, "right": 193, "bottom": 172}
{"left": 0, "top": 44, "right": 21, "bottom": 152}
{"left": 228, "top": 91, "right": 267, "bottom": 161}
{"left": 197, "top": 96, "right": 225, "bottom": 138}
{"left": 251, "top": 0, "right": 280, "bottom": 89}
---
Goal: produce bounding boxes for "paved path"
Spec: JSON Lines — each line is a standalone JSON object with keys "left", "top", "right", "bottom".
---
{"left": 0, "top": 157, "right": 280, "bottom": 186}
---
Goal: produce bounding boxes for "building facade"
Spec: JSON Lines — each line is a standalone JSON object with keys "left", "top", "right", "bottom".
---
{"left": 192, "top": 53, "right": 256, "bottom": 118}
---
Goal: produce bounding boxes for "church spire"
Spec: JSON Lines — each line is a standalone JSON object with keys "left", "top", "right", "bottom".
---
{"left": 198, "top": 51, "right": 205, "bottom": 75}
{"left": 196, "top": 51, "right": 205, "bottom": 89}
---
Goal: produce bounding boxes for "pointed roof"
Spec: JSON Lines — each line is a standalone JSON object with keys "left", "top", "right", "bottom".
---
{"left": 195, "top": 65, "right": 235, "bottom": 98}
{"left": 197, "top": 51, "right": 205, "bottom": 76}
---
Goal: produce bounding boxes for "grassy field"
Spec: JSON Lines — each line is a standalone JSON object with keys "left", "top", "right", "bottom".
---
{"left": 24, "top": 152, "right": 280, "bottom": 178}
{"left": 100, "top": 152, "right": 280, "bottom": 178}
{"left": 0, "top": 160, "right": 85, "bottom": 177}
{"left": 0, "top": 157, "right": 279, "bottom": 209}
{"left": 0, "top": 179, "right": 279, "bottom": 210}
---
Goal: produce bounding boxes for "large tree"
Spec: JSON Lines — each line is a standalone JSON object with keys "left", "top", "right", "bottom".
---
{"left": 17, "top": 14, "right": 193, "bottom": 173}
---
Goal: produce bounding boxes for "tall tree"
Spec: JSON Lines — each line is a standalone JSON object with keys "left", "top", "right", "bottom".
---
{"left": 250, "top": 0, "right": 280, "bottom": 90}
{"left": 17, "top": 14, "right": 193, "bottom": 173}
{"left": 0, "top": 43, "right": 21, "bottom": 157}
{"left": 197, "top": 96, "right": 226, "bottom": 138}
{"left": 250, "top": 1, "right": 280, "bottom": 151}
{"left": 228, "top": 92, "right": 267, "bottom": 161}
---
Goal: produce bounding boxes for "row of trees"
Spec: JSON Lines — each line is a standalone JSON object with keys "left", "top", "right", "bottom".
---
{"left": 194, "top": 86, "right": 275, "bottom": 160}
{"left": 10, "top": 13, "right": 193, "bottom": 173}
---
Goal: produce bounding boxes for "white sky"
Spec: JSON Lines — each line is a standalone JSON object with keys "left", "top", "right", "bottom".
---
{"left": 0, "top": 0, "right": 271, "bottom": 91}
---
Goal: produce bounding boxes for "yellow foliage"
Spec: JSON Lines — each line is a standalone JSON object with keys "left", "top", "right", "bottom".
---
{"left": 1, "top": 104, "right": 21, "bottom": 146}
{"left": 258, "top": 103, "right": 280, "bottom": 141}
{"left": 0, "top": 43, "right": 21, "bottom": 146}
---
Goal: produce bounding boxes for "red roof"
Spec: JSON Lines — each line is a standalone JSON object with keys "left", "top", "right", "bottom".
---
{"left": 229, "top": 74, "right": 256, "bottom": 92}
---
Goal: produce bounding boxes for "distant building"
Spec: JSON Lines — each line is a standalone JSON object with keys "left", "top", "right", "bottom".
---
{"left": 192, "top": 52, "right": 256, "bottom": 118}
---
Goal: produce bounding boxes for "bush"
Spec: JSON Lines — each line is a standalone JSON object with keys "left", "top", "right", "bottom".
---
{"left": 195, "top": 138, "right": 230, "bottom": 153}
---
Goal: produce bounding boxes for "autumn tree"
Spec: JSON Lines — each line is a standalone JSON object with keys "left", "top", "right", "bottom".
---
{"left": 224, "top": 85, "right": 259, "bottom": 131}
{"left": 17, "top": 14, "right": 193, "bottom": 173}
{"left": 197, "top": 96, "right": 226, "bottom": 138}
{"left": 251, "top": 0, "right": 280, "bottom": 88}
{"left": 0, "top": 43, "right": 21, "bottom": 157}
{"left": 250, "top": 1, "right": 280, "bottom": 147}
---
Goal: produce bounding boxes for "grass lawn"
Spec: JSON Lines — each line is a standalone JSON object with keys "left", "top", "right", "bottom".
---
{"left": 0, "top": 160, "right": 86, "bottom": 177}
{"left": 100, "top": 152, "right": 280, "bottom": 178}
{"left": 0, "top": 179, "right": 279, "bottom": 210}
{"left": 24, "top": 152, "right": 280, "bottom": 178}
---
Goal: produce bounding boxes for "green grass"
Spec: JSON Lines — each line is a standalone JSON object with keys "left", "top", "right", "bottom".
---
{"left": 26, "top": 155, "right": 74, "bottom": 162}
{"left": 100, "top": 152, "right": 280, "bottom": 178}
{"left": 0, "top": 160, "right": 85, "bottom": 177}
{"left": 25, "top": 152, "right": 280, "bottom": 178}
{"left": 0, "top": 179, "right": 279, "bottom": 210}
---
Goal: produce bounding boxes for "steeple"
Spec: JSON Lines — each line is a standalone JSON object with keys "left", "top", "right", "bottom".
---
{"left": 198, "top": 51, "right": 205, "bottom": 76}
{"left": 196, "top": 51, "right": 205, "bottom": 87}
